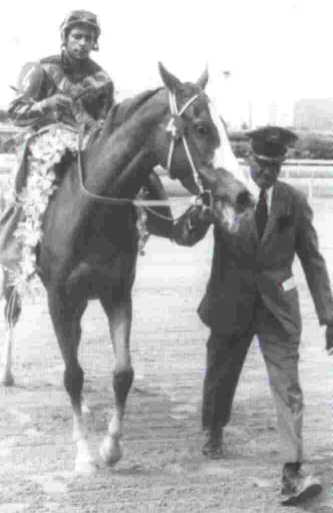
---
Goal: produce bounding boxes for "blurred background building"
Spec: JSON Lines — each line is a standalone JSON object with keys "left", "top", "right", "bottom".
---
{"left": 294, "top": 99, "right": 333, "bottom": 131}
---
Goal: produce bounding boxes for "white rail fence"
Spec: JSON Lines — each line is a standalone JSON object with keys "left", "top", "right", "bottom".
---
{"left": 160, "top": 159, "right": 333, "bottom": 201}
{"left": 1, "top": 154, "right": 333, "bottom": 212}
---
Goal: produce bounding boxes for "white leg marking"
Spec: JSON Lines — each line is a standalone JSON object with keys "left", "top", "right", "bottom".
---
{"left": 73, "top": 411, "right": 96, "bottom": 474}
{"left": 81, "top": 398, "right": 90, "bottom": 415}
{"left": 99, "top": 300, "right": 132, "bottom": 467}
{"left": 99, "top": 411, "right": 123, "bottom": 466}
{"left": 2, "top": 326, "right": 14, "bottom": 386}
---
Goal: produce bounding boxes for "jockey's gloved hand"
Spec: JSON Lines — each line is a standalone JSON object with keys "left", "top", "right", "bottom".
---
{"left": 325, "top": 324, "right": 333, "bottom": 355}
{"left": 39, "top": 94, "right": 73, "bottom": 113}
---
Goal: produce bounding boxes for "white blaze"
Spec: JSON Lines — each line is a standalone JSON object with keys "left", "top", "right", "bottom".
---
{"left": 208, "top": 102, "right": 259, "bottom": 202}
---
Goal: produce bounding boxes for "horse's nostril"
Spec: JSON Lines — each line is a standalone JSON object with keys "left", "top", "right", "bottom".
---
{"left": 237, "top": 190, "right": 252, "bottom": 211}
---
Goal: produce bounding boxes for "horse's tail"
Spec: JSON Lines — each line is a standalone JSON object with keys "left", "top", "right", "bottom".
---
{"left": 0, "top": 266, "right": 6, "bottom": 301}
{"left": 0, "top": 266, "right": 21, "bottom": 326}
{"left": 0, "top": 265, "right": 21, "bottom": 387}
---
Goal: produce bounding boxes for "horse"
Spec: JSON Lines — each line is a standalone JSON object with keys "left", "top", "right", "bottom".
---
{"left": 1, "top": 63, "right": 254, "bottom": 473}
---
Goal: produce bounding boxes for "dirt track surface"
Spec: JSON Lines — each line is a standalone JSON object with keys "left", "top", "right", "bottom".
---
{"left": 0, "top": 197, "right": 333, "bottom": 513}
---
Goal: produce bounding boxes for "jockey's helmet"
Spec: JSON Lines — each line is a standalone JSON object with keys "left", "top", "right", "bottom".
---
{"left": 60, "top": 10, "right": 101, "bottom": 49}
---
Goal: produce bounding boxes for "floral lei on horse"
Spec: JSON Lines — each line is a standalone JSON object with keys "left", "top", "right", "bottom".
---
{"left": 9, "top": 124, "right": 79, "bottom": 295}
{"left": 10, "top": 123, "right": 150, "bottom": 296}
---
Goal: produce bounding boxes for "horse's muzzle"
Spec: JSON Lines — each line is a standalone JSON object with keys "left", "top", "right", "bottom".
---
{"left": 236, "top": 190, "right": 255, "bottom": 213}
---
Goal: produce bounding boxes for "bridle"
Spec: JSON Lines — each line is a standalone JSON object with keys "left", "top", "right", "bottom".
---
{"left": 78, "top": 90, "right": 211, "bottom": 208}
{"left": 165, "top": 91, "right": 204, "bottom": 194}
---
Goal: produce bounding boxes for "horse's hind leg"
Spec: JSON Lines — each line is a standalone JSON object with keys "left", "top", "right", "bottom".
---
{"left": 47, "top": 287, "right": 94, "bottom": 474}
{"left": 1, "top": 269, "right": 21, "bottom": 386}
{"left": 99, "top": 292, "right": 134, "bottom": 466}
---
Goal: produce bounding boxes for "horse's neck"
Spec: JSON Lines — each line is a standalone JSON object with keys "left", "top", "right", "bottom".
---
{"left": 84, "top": 92, "right": 167, "bottom": 199}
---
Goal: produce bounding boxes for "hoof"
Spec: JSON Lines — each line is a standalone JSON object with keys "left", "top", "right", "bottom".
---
{"left": 74, "top": 458, "right": 97, "bottom": 475}
{"left": 99, "top": 437, "right": 123, "bottom": 466}
{"left": 1, "top": 372, "right": 14, "bottom": 387}
{"left": 202, "top": 444, "right": 223, "bottom": 460}
{"left": 202, "top": 429, "right": 223, "bottom": 460}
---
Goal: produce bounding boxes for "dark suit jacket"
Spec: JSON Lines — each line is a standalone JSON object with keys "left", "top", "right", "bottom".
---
{"left": 175, "top": 181, "right": 333, "bottom": 335}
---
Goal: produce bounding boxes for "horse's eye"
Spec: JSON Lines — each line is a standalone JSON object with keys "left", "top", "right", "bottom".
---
{"left": 195, "top": 124, "right": 209, "bottom": 136}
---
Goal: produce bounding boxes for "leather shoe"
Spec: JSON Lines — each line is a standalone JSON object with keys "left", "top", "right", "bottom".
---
{"left": 202, "top": 428, "right": 223, "bottom": 459}
{"left": 280, "top": 462, "right": 322, "bottom": 506}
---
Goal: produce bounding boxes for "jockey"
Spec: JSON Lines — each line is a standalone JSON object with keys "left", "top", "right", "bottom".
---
{"left": 0, "top": 10, "right": 114, "bottom": 288}
{"left": 9, "top": 9, "right": 114, "bottom": 131}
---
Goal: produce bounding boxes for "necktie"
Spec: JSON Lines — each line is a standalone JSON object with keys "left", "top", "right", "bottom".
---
{"left": 255, "top": 189, "right": 268, "bottom": 239}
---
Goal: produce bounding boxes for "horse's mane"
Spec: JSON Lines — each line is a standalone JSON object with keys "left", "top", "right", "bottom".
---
{"left": 102, "top": 88, "right": 163, "bottom": 135}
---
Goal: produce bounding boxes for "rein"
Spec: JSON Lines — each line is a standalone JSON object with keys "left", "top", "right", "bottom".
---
{"left": 77, "top": 91, "right": 206, "bottom": 207}
{"left": 78, "top": 147, "right": 210, "bottom": 221}
{"left": 77, "top": 150, "right": 171, "bottom": 207}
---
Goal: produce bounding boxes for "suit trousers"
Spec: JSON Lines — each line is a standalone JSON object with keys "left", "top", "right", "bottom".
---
{"left": 202, "top": 296, "right": 303, "bottom": 463}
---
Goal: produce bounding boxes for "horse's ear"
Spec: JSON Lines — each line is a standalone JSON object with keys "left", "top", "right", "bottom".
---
{"left": 158, "top": 62, "right": 182, "bottom": 92}
{"left": 196, "top": 68, "right": 209, "bottom": 90}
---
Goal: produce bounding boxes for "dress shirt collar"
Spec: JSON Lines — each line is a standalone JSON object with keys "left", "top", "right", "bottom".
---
{"left": 252, "top": 180, "right": 274, "bottom": 213}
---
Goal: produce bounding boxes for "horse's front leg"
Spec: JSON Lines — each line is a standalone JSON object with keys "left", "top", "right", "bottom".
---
{"left": 47, "top": 287, "right": 94, "bottom": 474}
{"left": 99, "top": 293, "right": 134, "bottom": 466}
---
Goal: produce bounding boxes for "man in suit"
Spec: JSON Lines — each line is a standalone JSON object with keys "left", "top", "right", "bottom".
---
{"left": 173, "top": 126, "right": 333, "bottom": 505}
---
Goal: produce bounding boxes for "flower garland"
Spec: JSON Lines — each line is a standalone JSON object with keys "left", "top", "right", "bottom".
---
{"left": 9, "top": 123, "right": 151, "bottom": 297}
{"left": 10, "top": 124, "right": 79, "bottom": 296}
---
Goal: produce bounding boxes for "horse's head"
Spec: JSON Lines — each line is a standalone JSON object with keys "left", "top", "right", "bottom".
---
{"left": 156, "top": 63, "right": 255, "bottom": 232}
{"left": 196, "top": 165, "right": 256, "bottom": 233}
